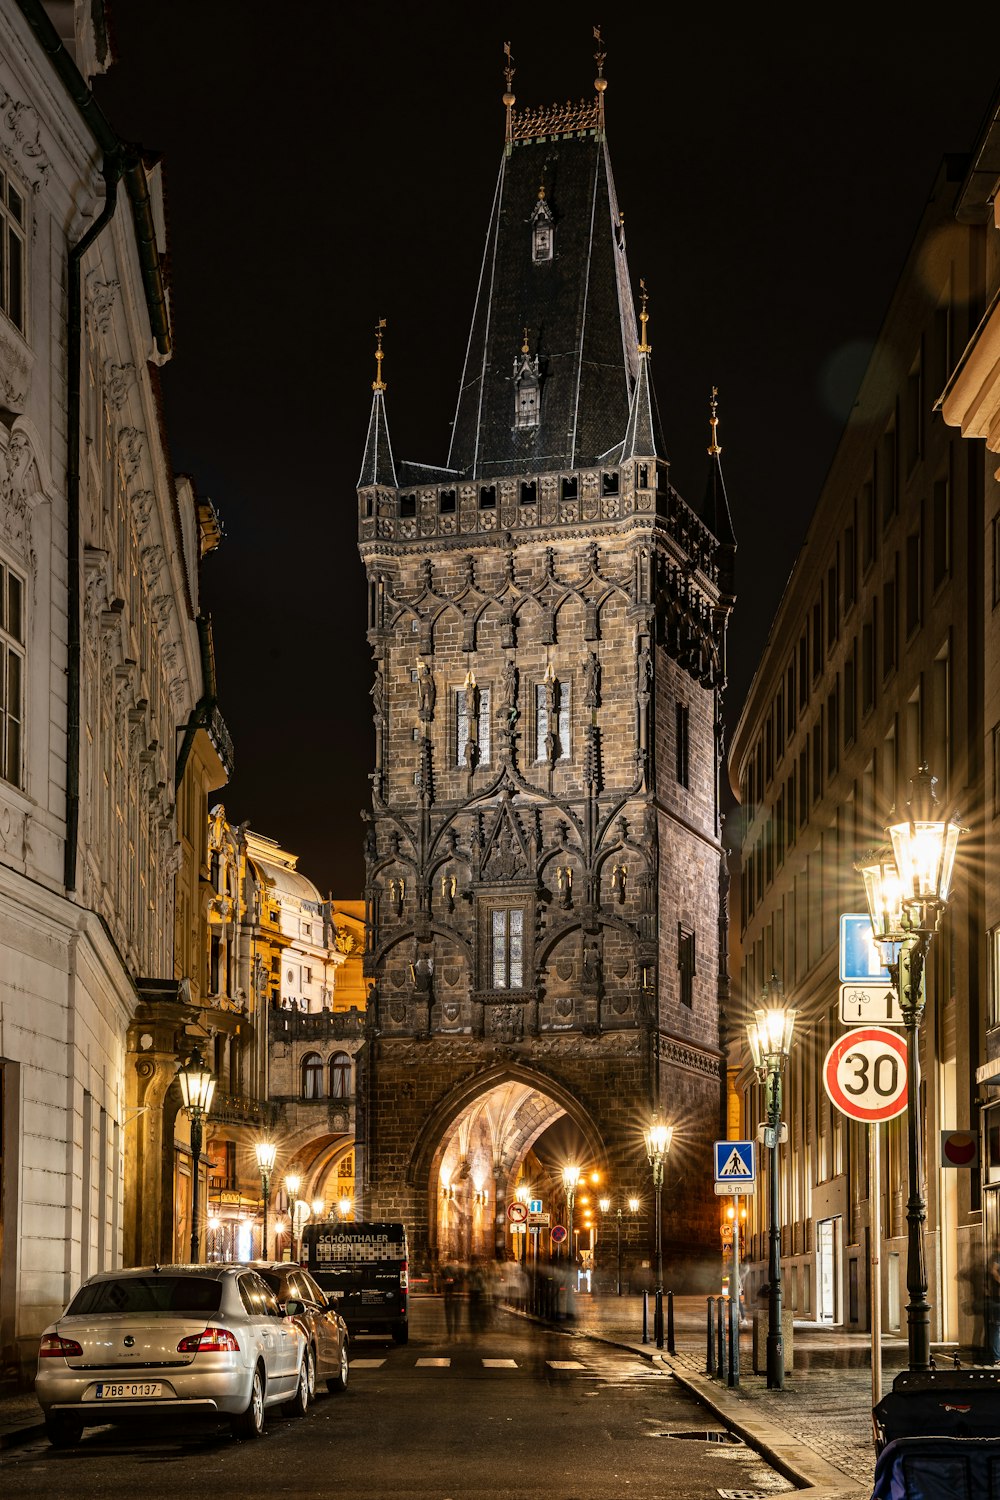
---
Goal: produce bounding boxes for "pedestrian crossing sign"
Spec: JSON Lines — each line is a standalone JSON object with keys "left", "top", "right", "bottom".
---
{"left": 714, "top": 1140, "right": 755, "bottom": 1183}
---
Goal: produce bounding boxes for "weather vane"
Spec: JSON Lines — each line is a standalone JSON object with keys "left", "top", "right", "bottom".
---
{"left": 638, "top": 278, "right": 651, "bottom": 355}
{"left": 593, "top": 24, "right": 607, "bottom": 136}
{"left": 503, "top": 41, "right": 516, "bottom": 155}
{"left": 708, "top": 386, "right": 722, "bottom": 456}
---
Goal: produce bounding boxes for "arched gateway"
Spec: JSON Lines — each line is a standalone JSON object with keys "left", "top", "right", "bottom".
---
{"left": 353, "top": 59, "right": 736, "bottom": 1283}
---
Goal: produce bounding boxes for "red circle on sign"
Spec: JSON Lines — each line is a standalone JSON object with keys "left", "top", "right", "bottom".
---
{"left": 506, "top": 1201, "right": 527, "bottom": 1223}
{"left": 823, "top": 1027, "right": 908, "bottom": 1122}
{"left": 550, "top": 1225, "right": 567, "bottom": 1243}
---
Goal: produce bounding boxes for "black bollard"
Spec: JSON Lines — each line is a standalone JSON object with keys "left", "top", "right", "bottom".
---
{"left": 667, "top": 1290, "right": 676, "bottom": 1354}
{"left": 706, "top": 1296, "right": 716, "bottom": 1374}
{"left": 727, "top": 1292, "right": 739, "bottom": 1387}
{"left": 716, "top": 1295, "right": 726, "bottom": 1379}
{"left": 642, "top": 1289, "right": 649, "bottom": 1344}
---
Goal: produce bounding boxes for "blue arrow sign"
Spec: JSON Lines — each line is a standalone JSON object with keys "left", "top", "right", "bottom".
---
{"left": 840, "top": 913, "right": 892, "bottom": 983}
{"left": 714, "top": 1140, "right": 755, "bottom": 1182}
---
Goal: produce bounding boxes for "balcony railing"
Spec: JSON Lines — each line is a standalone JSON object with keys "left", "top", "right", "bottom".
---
{"left": 208, "top": 1091, "right": 280, "bottom": 1128}
{"left": 270, "top": 1006, "right": 365, "bottom": 1042}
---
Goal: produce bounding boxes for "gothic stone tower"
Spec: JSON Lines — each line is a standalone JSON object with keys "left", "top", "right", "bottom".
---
{"left": 356, "top": 72, "right": 736, "bottom": 1277}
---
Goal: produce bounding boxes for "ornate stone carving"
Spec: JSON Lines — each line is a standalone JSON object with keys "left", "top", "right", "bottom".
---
{"left": 0, "top": 320, "right": 31, "bottom": 412}
{"left": 105, "top": 363, "right": 134, "bottom": 412}
{"left": 0, "top": 84, "right": 50, "bottom": 191}
{"left": 118, "top": 427, "right": 144, "bottom": 482}
{"left": 86, "top": 275, "right": 119, "bottom": 337}
{"left": 0, "top": 425, "right": 37, "bottom": 565}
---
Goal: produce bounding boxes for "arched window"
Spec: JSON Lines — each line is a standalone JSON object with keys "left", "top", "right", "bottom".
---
{"left": 330, "top": 1052, "right": 351, "bottom": 1099}
{"left": 301, "top": 1052, "right": 323, "bottom": 1099}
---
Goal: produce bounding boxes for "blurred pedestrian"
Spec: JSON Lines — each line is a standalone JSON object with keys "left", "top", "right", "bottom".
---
{"left": 467, "top": 1256, "right": 488, "bottom": 1338}
{"left": 442, "top": 1257, "right": 463, "bottom": 1342}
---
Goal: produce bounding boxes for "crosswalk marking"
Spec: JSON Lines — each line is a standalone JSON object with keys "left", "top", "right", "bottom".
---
{"left": 481, "top": 1358, "right": 518, "bottom": 1368}
{"left": 349, "top": 1358, "right": 386, "bottom": 1368}
{"left": 546, "top": 1359, "right": 585, "bottom": 1370}
{"left": 415, "top": 1357, "right": 451, "bottom": 1367}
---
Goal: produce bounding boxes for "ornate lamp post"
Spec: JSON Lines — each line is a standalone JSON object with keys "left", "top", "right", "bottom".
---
{"left": 856, "top": 764, "right": 966, "bottom": 1372}
{"left": 561, "top": 1165, "right": 580, "bottom": 1267}
{"left": 746, "top": 976, "right": 796, "bottom": 1390}
{"left": 176, "top": 1047, "right": 216, "bottom": 1263}
{"left": 644, "top": 1117, "right": 673, "bottom": 1349}
{"left": 338, "top": 1195, "right": 353, "bottom": 1222}
{"left": 254, "top": 1140, "right": 277, "bottom": 1260}
{"left": 598, "top": 1193, "right": 640, "bottom": 1295}
{"left": 285, "top": 1173, "right": 301, "bottom": 1262}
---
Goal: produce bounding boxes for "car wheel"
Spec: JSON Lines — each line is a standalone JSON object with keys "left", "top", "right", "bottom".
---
{"left": 44, "top": 1414, "right": 84, "bottom": 1449}
{"left": 284, "top": 1357, "right": 310, "bottom": 1418}
{"left": 327, "top": 1341, "right": 349, "bottom": 1394}
{"left": 231, "top": 1363, "right": 266, "bottom": 1439}
{"left": 392, "top": 1320, "right": 409, "bottom": 1345}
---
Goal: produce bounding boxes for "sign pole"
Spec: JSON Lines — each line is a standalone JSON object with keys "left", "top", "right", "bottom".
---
{"left": 870, "top": 1121, "right": 882, "bottom": 1409}
{"left": 731, "top": 1191, "right": 741, "bottom": 1388}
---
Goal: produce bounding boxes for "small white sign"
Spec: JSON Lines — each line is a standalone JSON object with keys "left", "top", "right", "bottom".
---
{"left": 715, "top": 1181, "right": 755, "bottom": 1196}
{"left": 839, "top": 983, "right": 904, "bottom": 1027}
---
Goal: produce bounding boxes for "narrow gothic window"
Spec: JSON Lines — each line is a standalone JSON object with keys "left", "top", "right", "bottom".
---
{"left": 456, "top": 687, "right": 491, "bottom": 767}
{"left": 675, "top": 701, "right": 689, "bottom": 787}
{"left": 531, "top": 187, "right": 554, "bottom": 263}
{"left": 491, "top": 908, "right": 524, "bottom": 989}
{"left": 535, "top": 680, "right": 570, "bottom": 761}
{"left": 678, "top": 926, "right": 696, "bottom": 1008}
{"left": 330, "top": 1052, "right": 351, "bottom": 1098}
{"left": 515, "top": 378, "right": 539, "bottom": 429}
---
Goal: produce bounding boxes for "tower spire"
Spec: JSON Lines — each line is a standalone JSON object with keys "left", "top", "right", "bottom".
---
{"left": 638, "top": 278, "right": 651, "bottom": 355}
{"left": 373, "top": 317, "right": 387, "bottom": 393}
{"left": 593, "top": 24, "right": 607, "bottom": 139}
{"left": 503, "top": 42, "right": 516, "bottom": 158}
{"left": 708, "top": 385, "right": 721, "bottom": 455}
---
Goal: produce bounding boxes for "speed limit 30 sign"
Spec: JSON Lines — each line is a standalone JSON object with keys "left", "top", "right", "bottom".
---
{"left": 823, "top": 1026, "right": 908, "bottom": 1122}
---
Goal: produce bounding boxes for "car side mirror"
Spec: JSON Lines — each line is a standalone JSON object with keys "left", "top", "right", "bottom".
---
{"left": 283, "top": 1299, "right": 304, "bottom": 1317}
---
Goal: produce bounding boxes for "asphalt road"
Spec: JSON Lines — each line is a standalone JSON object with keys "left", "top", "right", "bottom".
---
{"left": 1, "top": 1301, "right": 793, "bottom": 1499}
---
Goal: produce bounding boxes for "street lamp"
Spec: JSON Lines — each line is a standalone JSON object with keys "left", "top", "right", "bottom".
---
{"left": 746, "top": 974, "right": 796, "bottom": 1390}
{"left": 254, "top": 1140, "right": 277, "bottom": 1260}
{"left": 176, "top": 1047, "right": 216, "bottom": 1263}
{"left": 598, "top": 1193, "right": 639, "bottom": 1295}
{"left": 338, "top": 1195, "right": 353, "bottom": 1222}
{"left": 285, "top": 1173, "right": 301, "bottom": 1262}
{"left": 561, "top": 1165, "right": 580, "bottom": 1266}
{"left": 644, "top": 1117, "right": 673, "bottom": 1348}
{"left": 856, "top": 764, "right": 966, "bottom": 1372}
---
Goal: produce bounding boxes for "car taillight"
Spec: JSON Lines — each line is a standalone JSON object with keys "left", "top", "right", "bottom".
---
{"left": 39, "top": 1334, "right": 83, "bottom": 1358}
{"left": 400, "top": 1260, "right": 408, "bottom": 1291}
{"left": 177, "top": 1327, "right": 240, "bottom": 1353}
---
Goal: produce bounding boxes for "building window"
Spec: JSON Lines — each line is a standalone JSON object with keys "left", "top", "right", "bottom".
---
{"left": 882, "top": 562, "right": 898, "bottom": 678}
{"left": 826, "top": 560, "right": 839, "bottom": 650}
{"left": 678, "top": 926, "right": 695, "bottom": 1008}
{"left": 844, "top": 644, "right": 857, "bottom": 747}
{"left": 992, "top": 512, "right": 1000, "bottom": 609}
{"left": 878, "top": 426, "right": 898, "bottom": 528}
{"left": 330, "top": 1052, "right": 351, "bottom": 1098}
{"left": 932, "top": 477, "right": 950, "bottom": 590}
{"left": 535, "top": 679, "right": 570, "bottom": 762}
{"left": 843, "top": 519, "right": 857, "bottom": 613}
{"left": 675, "top": 701, "right": 689, "bottom": 787}
{"left": 0, "top": 562, "right": 23, "bottom": 788}
{"left": 491, "top": 907, "right": 524, "bottom": 989}
{"left": 0, "top": 170, "right": 25, "bottom": 334}
{"left": 992, "top": 723, "right": 1000, "bottom": 820}
{"left": 906, "top": 528, "right": 922, "bottom": 637}
{"left": 456, "top": 686, "right": 491, "bottom": 768}
{"left": 989, "top": 926, "right": 1000, "bottom": 1029}
{"left": 301, "top": 1052, "right": 323, "bottom": 1099}
{"left": 861, "top": 478, "right": 876, "bottom": 572}
{"left": 862, "top": 601, "right": 877, "bottom": 714}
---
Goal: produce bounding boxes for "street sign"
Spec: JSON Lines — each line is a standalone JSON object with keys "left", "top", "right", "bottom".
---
{"left": 714, "top": 1140, "right": 755, "bottom": 1183}
{"left": 940, "top": 1130, "right": 979, "bottom": 1168}
{"left": 528, "top": 1199, "right": 543, "bottom": 1214}
{"left": 720, "top": 1224, "right": 734, "bottom": 1244}
{"left": 506, "top": 1200, "right": 528, "bottom": 1223}
{"left": 823, "top": 1027, "right": 908, "bottom": 1122}
{"left": 528, "top": 1211, "right": 550, "bottom": 1227}
{"left": 839, "top": 983, "right": 903, "bottom": 1027}
{"left": 550, "top": 1224, "right": 567, "bottom": 1243}
{"left": 715, "top": 1180, "right": 755, "bottom": 1196}
{"left": 840, "top": 913, "right": 892, "bottom": 983}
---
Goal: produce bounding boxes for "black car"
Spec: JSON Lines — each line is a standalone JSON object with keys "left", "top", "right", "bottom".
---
{"left": 249, "top": 1263, "right": 350, "bottom": 1398}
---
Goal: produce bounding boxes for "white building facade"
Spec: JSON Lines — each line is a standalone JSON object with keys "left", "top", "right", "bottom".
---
{"left": 0, "top": 1, "right": 208, "bottom": 1375}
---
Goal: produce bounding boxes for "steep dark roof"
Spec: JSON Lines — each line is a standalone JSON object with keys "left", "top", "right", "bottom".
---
{"left": 616, "top": 348, "right": 666, "bottom": 462}
{"left": 358, "top": 387, "right": 397, "bottom": 489}
{"left": 447, "top": 114, "right": 639, "bottom": 479}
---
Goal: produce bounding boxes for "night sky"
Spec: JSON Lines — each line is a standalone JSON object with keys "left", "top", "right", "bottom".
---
{"left": 93, "top": 6, "right": 1000, "bottom": 896}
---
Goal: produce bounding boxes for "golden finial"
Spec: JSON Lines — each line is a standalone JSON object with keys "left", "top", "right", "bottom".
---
{"left": 637, "top": 279, "right": 651, "bottom": 355}
{"left": 593, "top": 24, "right": 607, "bottom": 137}
{"left": 503, "top": 41, "right": 516, "bottom": 156}
{"left": 538, "top": 180, "right": 546, "bottom": 201}
{"left": 708, "top": 386, "right": 722, "bottom": 456}
{"left": 521, "top": 326, "right": 530, "bottom": 356}
{"left": 373, "top": 317, "right": 387, "bottom": 393}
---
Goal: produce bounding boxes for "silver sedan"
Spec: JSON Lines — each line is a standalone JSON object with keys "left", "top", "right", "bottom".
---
{"left": 35, "top": 1264, "right": 308, "bottom": 1446}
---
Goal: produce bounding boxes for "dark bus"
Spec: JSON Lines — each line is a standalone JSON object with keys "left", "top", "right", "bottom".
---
{"left": 302, "top": 1221, "right": 408, "bottom": 1344}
